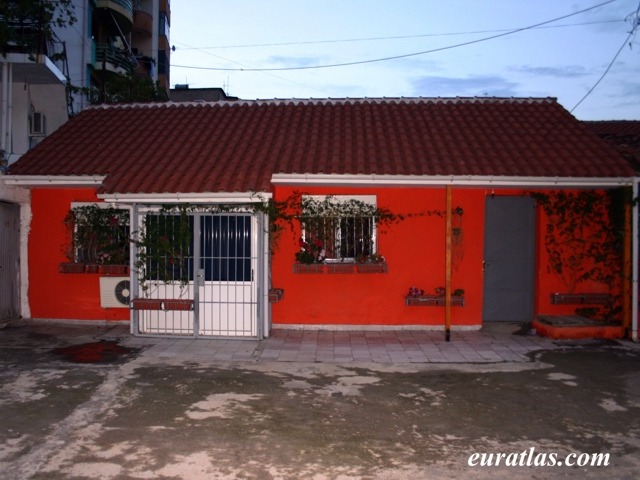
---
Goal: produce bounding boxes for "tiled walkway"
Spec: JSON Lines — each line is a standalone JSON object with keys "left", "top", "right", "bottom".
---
{"left": 120, "top": 325, "right": 559, "bottom": 364}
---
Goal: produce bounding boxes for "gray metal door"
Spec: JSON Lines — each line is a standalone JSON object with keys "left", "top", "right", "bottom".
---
{"left": 482, "top": 196, "right": 535, "bottom": 322}
{"left": 0, "top": 202, "right": 20, "bottom": 322}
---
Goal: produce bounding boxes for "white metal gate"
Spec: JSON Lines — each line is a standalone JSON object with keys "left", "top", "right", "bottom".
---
{"left": 197, "top": 214, "right": 258, "bottom": 336}
{"left": 134, "top": 210, "right": 259, "bottom": 338}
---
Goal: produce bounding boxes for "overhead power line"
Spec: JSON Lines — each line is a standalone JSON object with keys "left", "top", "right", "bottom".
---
{"left": 172, "top": 0, "right": 618, "bottom": 72}
{"left": 570, "top": 0, "right": 640, "bottom": 113}
{"left": 176, "top": 19, "right": 625, "bottom": 51}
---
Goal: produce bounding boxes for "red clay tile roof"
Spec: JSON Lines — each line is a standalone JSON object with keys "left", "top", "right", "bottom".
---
{"left": 9, "top": 97, "right": 635, "bottom": 194}
{"left": 585, "top": 120, "right": 640, "bottom": 173}
{"left": 585, "top": 120, "right": 640, "bottom": 137}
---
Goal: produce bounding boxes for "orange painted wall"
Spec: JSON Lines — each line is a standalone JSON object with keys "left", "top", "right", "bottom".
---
{"left": 533, "top": 193, "right": 622, "bottom": 317}
{"left": 29, "top": 189, "right": 129, "bottom": 322}
{"left": 271, "top": 186, "right": 625, "bottom": 327}
{"left": 26, "top": 186, "right": 622, "bottom": 326}
{"left": 271, "top": 186, "right": 487, "bottom": 327}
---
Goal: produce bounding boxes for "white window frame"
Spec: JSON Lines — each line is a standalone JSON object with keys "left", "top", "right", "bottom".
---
{"left": 301, "top": 195, "right": 378, "bottom": 262}
{"left": 68, "top": 202, "right": 131, "bottom": 264}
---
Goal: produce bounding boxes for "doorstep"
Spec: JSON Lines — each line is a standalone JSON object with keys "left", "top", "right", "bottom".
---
{"left": 533, "top": 315, "right": 624, "bottom": 340}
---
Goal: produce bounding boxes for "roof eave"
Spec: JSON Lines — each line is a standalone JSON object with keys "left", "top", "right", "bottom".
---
{"left": 2, "top": 175, "right": 106, "bottom": 188}
{"left": 97, "top": 191, "right": 272, "bottom": 204}
{"left": 271, "top": 174, "right": 638, "bottom": 188}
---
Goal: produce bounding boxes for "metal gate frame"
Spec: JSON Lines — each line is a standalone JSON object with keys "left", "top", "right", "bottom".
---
{"left": 130, "top": 205, "right": 269, "bottom": 339}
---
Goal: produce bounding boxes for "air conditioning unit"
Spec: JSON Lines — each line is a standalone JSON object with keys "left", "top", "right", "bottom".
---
{"left": 30, "top": 112, "right": 46, "bottom": 135}
{"left": 100, "top": 276, "right": 131, "bottom": 308}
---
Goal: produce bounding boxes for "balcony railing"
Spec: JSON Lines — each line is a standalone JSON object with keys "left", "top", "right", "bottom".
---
{"left": 96, "top": 0, "right": 133, "bottom": 15}
{"left": 94, "top": 0, "right": 134, "bottom": 33}
{"left": 94, "top": 43, "right": 134, "bottom": 75}
{"left": 133, "top": 10, "right": 153, "bottom": 36}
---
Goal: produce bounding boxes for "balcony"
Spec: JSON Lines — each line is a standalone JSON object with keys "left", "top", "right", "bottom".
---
{"left": 133, "top": 9, "right": 152, "bottom": 37}
{"left": 94, "top": 0, "right": 134, "bottom": 33}
{"left": 93, "top": 43, "right": 134, "bottom": 76}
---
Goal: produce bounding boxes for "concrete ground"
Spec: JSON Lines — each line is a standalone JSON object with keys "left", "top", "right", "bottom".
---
{"left": 1, "top": 321, "right": 639, "bottom": 479}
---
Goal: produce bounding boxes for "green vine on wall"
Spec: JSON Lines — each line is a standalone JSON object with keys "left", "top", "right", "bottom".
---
{"left": 64, "top": 205, "right": 129, "bottom": 264}
{"left": 64, "top": 192, "right": 464, "bottom": 288}
{"left": 134, "top": 205, "right": 193, "bottom": 292}
{"left": 532, "top": 189, "right": 629, "bottom": 320}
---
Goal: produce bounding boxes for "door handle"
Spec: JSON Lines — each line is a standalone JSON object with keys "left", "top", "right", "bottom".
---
{"left": 196, "top": 269, "right": 205, "bottom": 287}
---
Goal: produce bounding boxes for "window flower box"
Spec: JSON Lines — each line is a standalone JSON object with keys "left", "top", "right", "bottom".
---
{"left": 100, "top": 265, "right": 129, "bottom": 275}
{"left": 356, "top": 262, "right": 387, "bottom": 273}
{"left": 326, "top": 262, "right": 355, "bottom": 274}
{"left": 162, "top": 299, "right": 194, "bottom": 311}
{"left": 293, "top": 263, "right": 324, "bottom": 274}
{"left": 59, "top": 262, "right": 86, "bottom": 273}
{"left": 131, "top": 298, "right": 164, "bottom": 310}
{"left": 131, "top": 298, "right": 194, "bottom": 311}
{"left": 405, "top": 295, "right": 465, "bottom": 307}
{"left": 269, "top": 288, "right": 284, "bottom": 303}
{"left": 84, "top": 264, "right": 100, "bottom": 273}
{"left": 550, "top": 293, "right": 612, "bottom": 305}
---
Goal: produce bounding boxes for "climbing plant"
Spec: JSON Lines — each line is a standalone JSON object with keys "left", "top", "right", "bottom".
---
{"left": 64, "top": 205, "right": 129, "bottom": 265}
{"left": 134, "top": 205, "right": 193, "bottom": 292}
{"left": 293, "top": 194, "right": 460, "bottom": 263}
{"left": 532, "top": 189, "right": 629, "bottom": 320}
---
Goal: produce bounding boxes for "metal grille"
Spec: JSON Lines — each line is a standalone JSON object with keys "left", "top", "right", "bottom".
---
{"left": 134, "top": 211, "right": 258, "bottom": 338}
{"left": 305, "top": 216, "right": 376, "bottom": 260}
{"left": 198, "top": 214, "right": 257, "bottom": 337}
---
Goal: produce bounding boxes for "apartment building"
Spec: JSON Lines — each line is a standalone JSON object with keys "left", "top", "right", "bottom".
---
{"left": 0, "top": 0, "right": 171, "bottom": 167}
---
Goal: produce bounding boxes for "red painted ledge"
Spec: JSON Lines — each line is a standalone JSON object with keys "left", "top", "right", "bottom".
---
{"left": 533, "top": 315, "right": 624, "bottom": 340}
{"left": 131, "top": 298, "right": 194, "bottom": 311}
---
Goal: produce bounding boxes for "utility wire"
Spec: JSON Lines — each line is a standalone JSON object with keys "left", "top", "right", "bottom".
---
{"left": 176, "top": 19, "right": 625, "bottom": 51}
{"left": 172, "top": 0, "right": 618, "bottom": 72}
{"left": 570, "top": 0, "right": 640, "bottom": 113}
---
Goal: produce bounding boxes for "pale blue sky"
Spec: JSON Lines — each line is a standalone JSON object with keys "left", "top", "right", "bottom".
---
{"left": 170, "top": 0, "right": 640, "bottom": 120}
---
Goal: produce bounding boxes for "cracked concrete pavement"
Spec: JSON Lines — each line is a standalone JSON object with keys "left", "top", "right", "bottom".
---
{"left": 1, "top": 323, "right": 639, "bottom": 479}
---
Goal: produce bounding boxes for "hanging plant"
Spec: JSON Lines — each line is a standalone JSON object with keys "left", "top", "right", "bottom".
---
{"left": 134, "top": 205, "right": 193, "bottom": 293}
{"left": 532, "top": 190, "right": 625, "bottom": 292}
{"left": 64, "top": 205, "right": 129, "bottom": 265}
{"left": 532, "top": 189, "right": 629, "bottom": 321}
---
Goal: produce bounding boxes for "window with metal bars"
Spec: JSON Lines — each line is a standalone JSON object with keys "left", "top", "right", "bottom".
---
{"left": 67, "top": 204, "right": 130, "bottom": 265}
{"left": 301, "top": 196, "right": 377, "bottom": 261}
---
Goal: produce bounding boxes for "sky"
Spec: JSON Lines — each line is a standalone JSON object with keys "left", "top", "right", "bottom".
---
{"left": 169, "top": 0, "right": 640, "bottom": 120}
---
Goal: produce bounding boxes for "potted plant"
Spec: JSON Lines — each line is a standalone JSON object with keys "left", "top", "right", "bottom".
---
{"left": 269, "top": 288, "right": 284, "bottom": 303}
{"left": 405, "top": 287, "right": 465, "bottom": 306}
{"left": 293, "top": 237, "right": 325, "bottom": 273}
{"left": 59, "top": 262, "right": 86, "bottom": 273}
{"left": 357, "top": 253, "right": 387, "bottom": 273}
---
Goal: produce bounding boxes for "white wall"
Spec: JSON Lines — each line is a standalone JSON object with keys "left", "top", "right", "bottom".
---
{"left": 7, "top": 83, "right": 68, "bottom": 164}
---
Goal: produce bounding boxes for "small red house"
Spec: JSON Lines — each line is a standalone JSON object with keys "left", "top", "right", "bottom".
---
{"left": 3, "top": 97, "right": 638, "bottom": 339}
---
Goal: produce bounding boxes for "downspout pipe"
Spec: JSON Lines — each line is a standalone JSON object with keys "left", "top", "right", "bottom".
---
{"left": 632, "top": 179, "right": 638, "bottom": 342}
{"left": 1, "top": 61, "right": 8, "bottom": 154}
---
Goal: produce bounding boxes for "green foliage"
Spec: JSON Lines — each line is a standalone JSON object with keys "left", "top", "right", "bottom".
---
{"left": 88, "top": 73, "right": 169, "bottom": 105}
{"left": 134, "top": 205, "right": 192, "bottom": 291}
{"left": 0, "top": 0, "right": 76, "bottom": 57}
{"left": 64, "top": 205, "right": 129, "bottom": 265}
{"left": 533, "top": 189, "right": 630, "bottom": 322}
{"left": 533, "top": 190, "right": 626, "bottom": 293}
